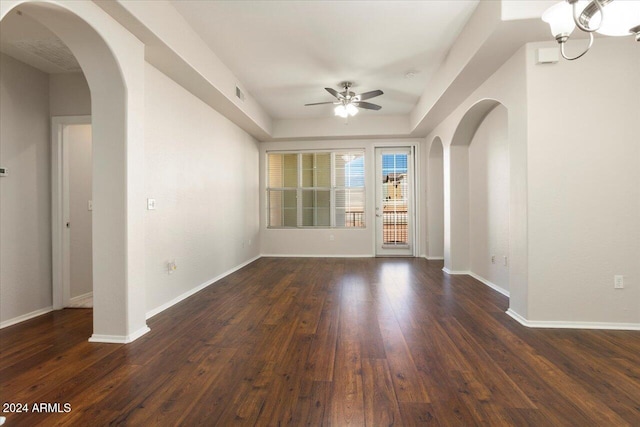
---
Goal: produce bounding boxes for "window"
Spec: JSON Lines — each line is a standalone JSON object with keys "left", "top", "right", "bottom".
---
{"left": 267, "top": 150, "right": 365, "bottom": 228}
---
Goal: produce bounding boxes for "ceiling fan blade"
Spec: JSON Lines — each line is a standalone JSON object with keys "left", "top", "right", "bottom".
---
{"left": 304, "top": 101, "right": 337, "bottom": 106}
{"left": 357, "top": 90, "right": 383, "bottom": 101}
{"left": 325, "top": 87, "right": 344, "bottom": 99}
{"left": 355, "top": 101, "right": 382, "bottom": 111}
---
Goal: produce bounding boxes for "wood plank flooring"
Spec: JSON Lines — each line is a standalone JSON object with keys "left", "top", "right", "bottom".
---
{"left": 1, "top": 257, "right": 640, "bottom": 426}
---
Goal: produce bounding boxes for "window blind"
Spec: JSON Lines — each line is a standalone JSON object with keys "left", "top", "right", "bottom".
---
{"left": 267, "top": 150, "right": 365, "bottom": 228}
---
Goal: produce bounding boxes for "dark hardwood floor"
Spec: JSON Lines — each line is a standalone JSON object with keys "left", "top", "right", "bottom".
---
{"left": 2, "top": 257, "right": 640, "bottom": 426}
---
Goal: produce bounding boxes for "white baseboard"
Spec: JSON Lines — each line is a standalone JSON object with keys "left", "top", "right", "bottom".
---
{"left": 127, "top": 325, "right": 151, "bottom": 342}
{"left": 468, "top": 272, "right": 510, "bottom": 297}
{"left": 506, "top": 309, "right": 640, "bottom": 331}
{"left": 69, "top": 291, "right": 93, "bottom": 304}
{"left": 262, "top": 253, "right": 374, "bottom": 258}
{"left": 441, "top": 269, "right": 509, "bottom": 297}
{"left": 442, "top": 267, "right": 470, "bottom": 275}
{"left": 89, "top": 325, "right": 151, "bottom": 344}
{"left": 425, "top": 256, "right": 444, "bottom": 261}
{"left": 0, "top": 306, "right": 54, "bottom": 329}
{"left": 146, "top": 255, "right": 262, "bottom": 320}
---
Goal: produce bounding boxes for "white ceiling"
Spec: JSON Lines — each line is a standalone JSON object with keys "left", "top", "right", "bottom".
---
{"left": 0, "top": 10, "right": 81, "bottom": 73}
{"left": 171, "top": 0, "right": 479, "bottom": 120}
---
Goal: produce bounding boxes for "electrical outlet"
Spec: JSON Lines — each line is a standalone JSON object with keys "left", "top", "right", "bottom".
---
{"left": 503, "top": 256, "right": 508, "bottom": 267}
{"left": 491, "top": 255, "right": 495, "bottom": 264}
{"left": 147, "top": 198, "right": 157, "bottom": 210}
{"left": 614, "top": 275, "right": 624, "bottom": 289}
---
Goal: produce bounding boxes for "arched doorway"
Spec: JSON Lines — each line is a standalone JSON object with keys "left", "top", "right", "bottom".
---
{"left": 0, "top": 1, "right": 148, "bottom": 342}
{"left": 445, "top": 99, "right": 510, "bottom": 295}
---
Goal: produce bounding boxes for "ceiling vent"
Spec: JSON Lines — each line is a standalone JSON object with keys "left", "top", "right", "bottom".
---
{"left": 10, "top": 38, "right": 81, "bottom": 72}
{"left": 235, "top": 86, "right": 245, "bottom": 102}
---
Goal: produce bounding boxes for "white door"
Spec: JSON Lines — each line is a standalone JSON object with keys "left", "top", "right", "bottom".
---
{"left": 375, "top": 147, "right": 414, "bottom": 256}
{"left": 63, "top": 124, "right": 93, "bottom": 307}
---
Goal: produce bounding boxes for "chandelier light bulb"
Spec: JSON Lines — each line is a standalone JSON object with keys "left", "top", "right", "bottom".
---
{"left": 346, "top": 103, "right": 359, "bottom": 116}
{"left": 542, "top": 1, "right": 576, "bottom": 38}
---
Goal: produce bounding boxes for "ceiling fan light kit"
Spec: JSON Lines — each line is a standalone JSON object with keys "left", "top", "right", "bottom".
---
{"left": 335, "top": 103, "right": 359, "bottom": 118}
{"left": 542, "top": 0, "right": 640, "bottom": 60}
{"left": 305, "top": 81, "right": 383, "bottom": 119}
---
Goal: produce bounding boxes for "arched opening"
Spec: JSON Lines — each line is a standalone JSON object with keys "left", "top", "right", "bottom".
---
{"left": 446, "top": 99, "right": 510, "bottom": 295}
{"left": 1, "top": 4, "right": 95, "bottom": 307}
{"left": 0, "top": 1, "right": 147, "bottom": 342}
{"left": 427, "top": 137, "right": 444, "bottom": 260}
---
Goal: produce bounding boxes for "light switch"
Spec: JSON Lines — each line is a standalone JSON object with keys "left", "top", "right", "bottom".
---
{"left": 147, "top": 198, "right": 156, "bottom": 210}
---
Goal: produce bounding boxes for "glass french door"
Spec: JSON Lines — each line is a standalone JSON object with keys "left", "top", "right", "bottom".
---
{"left": 375, "top": 147, "right": 414, "bottom": 256}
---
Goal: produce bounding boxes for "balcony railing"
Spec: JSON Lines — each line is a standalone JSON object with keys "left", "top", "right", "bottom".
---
{"left": 383, "top": 205, "right": 408, "bottom": 244}
{"left": 345, "top": 211, "right": 364, "bottom": 227}
{"left": 343, "top": 207, "right": 408, "bottom": 245}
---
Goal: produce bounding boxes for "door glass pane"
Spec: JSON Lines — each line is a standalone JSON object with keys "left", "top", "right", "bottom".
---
{"left": 381, "top": 154, "right": 408, "bottom": 245}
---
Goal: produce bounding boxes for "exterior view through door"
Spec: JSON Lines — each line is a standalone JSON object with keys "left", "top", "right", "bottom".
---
{"left": 375, "top": 147, "right": 414, "bottom": 256}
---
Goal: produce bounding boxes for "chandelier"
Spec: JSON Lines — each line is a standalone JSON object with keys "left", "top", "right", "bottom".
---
{"left": 542, "top": 0, "right": 640, "bottom": 60}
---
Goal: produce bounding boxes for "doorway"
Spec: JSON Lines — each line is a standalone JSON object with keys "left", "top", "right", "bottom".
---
{"left": 1, "top": 1, "right": 149, "bottom": 342}
{"left": 375, "top": 147, "right": 415, "bottom": 256}
{"left": 52, "top": 116, "right": 93, "bottom": 309}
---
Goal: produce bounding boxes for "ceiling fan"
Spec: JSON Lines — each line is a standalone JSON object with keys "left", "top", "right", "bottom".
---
{"left": 305, "top": 82, "right": 383, "bottom": 118}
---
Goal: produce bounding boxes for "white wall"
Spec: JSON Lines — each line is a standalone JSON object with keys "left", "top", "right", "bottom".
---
{"left": 426, "top": 139, "right": 444, "bottom": 259}
{"left": 425, "top": 45, "right": 529, "bottom": 316}
{"left": 67, "top": 124, "right": 93, "bottom": 299}
{"left": 526, "top": 38, "right": 640, "bottom": 324}
{"left": 50, "top": 72, "right": 91, "bottom": 116}
{"left": 468, "top": 104, "right": 509, "bottom": 292}
{"left": 0, "top": 53, "right": 51, "bottom": 323}
{"left": 144, "top": 63, "right": 260, "bottom": 314}
{"left": 259, "top": 139, "right": 422, "bottom": 257}
{"left": 448, "top": 144, "right": 470, "bottom": 271}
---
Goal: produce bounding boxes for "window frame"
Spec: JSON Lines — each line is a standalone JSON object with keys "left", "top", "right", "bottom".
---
{"left": 266, "top": 149, "right": 365, "bottom": 229}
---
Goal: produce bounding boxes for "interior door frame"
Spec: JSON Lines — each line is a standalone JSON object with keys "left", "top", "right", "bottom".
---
{"left": 51, "top": 115, "right": 91, "bottom": 310}
{"left": 374, "top": 145, "right": 417, "bottom": 257}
